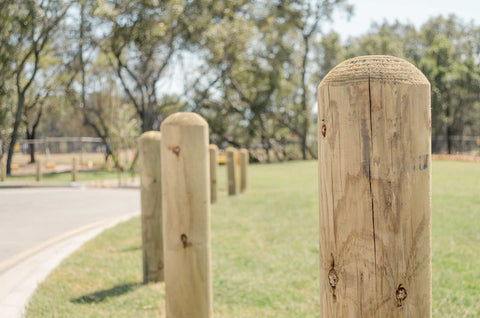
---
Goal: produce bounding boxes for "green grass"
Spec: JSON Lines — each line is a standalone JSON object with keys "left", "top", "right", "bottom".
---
{"left": 24, "top": 160, "right": 480, "bottom": 317}
{"left": 5, "top": 170, "right": 133, "bottom": 183}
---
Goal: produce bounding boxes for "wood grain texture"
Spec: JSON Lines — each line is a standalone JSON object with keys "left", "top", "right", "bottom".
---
{"left": 71, "top": 157, "right": 77, "bottom": 182}
{"left": 239, "top": 148, "right": 248, "bottom": 193}
{"left": 226, "top": 147, "right": 238, "bottom": 195}
{"left": 209, "top": 144, "right": 218, "bottom": 203}
{"left": 317, "top": 55, "right": 431, "bottom": 318}
{"left": 139, "top": 131, "right": 164, "bottom": 283}
{"left": 161, "top": 112, "right": 212, "bottom": 318}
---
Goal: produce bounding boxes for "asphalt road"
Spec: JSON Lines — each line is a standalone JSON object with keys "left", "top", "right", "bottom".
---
{"left": 0, "top": 188, "right": 140, "bottom": 263}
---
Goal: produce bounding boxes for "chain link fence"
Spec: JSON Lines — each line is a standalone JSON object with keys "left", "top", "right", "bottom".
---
{"left": 432, "top": 136, "right": 480, "bottom": 155}
{"left": 8, "top": 137, "right": 137, "bottom": 176}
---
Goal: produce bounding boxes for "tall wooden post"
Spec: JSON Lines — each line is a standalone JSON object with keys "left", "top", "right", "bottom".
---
{"left": 209, "top": 144, "right": 218, "bottom": 203}
{"left": 71, "top": 157, "right": 77, "bottom": 182}
{"left": 226, "top": 147, "right": 237, "bottom": 195}
{"left": 0, "top": 156, "right": 6, "bottom": 181}
{"left": 239, "top": 148, "right": 248, "bottom": 193}
{"left": 161, "top": 112, "right": 212, "bottom": 318}
{"left": 317, "top": 55, "right": 431, "bottom": 317}
{"left": 36, "top": 160, "right": 42, "bottom": 182}
{"left": 139, "top": 131, "right": 164, "bottom": 283}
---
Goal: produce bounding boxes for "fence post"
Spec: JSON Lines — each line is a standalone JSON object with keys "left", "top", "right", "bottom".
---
{"left": 239, "top": 148, "right": 248, "bottom": 193}
{"left": 317, "top": 55, "right": 431, "bottom": 317}
{"left": 226, "top": 147, "right": 237, "bottom": 195}
{"left": 72, "top": 157, "right": 77, "bottom": 182}
{"left": 161, "top": 112, "right": 212, "bottom": 318}
{"left": 36, "top": 160, "right": 42, "bottom": 182}
{"left": 138, "top": 131, "right": 164, "bottom": 283}
{"left": 209, "top": 144, "right": 218, "bottom": 203}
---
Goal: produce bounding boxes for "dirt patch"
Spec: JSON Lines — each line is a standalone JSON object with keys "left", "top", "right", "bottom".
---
{"left": 432, "top": 154, "right": 480, "bottom": 162}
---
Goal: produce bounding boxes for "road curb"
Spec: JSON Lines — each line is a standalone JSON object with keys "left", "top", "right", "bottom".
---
{"left": 0, "top": 211, "right": 139, "bottom": 318}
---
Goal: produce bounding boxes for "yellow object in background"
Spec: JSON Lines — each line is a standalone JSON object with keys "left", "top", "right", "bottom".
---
{"left": 14, "top": 143, "right": 19, "bottom": 151}
{"left": 217, "top": 155, "right": 227, "bottom": 165}
{"left": 45, "top": 163, "right": 55, "bottom": 169}
{"left": 11, "top": 164, "right": 19, "bottom": 170}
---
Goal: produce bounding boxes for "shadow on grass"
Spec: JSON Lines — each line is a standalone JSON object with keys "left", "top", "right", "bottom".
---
{"left": 71, "top": 282, "right": 142, "bottom": 304}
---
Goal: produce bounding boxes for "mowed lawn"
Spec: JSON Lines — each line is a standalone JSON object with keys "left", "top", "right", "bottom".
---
{"left": 25, "top": 160, "right": 480, "bottom": 317}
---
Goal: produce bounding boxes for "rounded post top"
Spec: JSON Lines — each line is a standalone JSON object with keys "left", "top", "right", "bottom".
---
{"left": 225, "top": 146, "right": 237, "bottom": 153}
{"left": 319, "top": 55, "right": 429, "bottom": 87}
{"left": 239, "top": 148, "right": 249, "bottom": 154}
{"left": 209, "top": 144, "right": 219, "bottom": 150}
{"left": 161, "top": 112, "right": 208, "bottom": 128}
{"left": 139, "top": 131, "right": 161, "bottom": 141}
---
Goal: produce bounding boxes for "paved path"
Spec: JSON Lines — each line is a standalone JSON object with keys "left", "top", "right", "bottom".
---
{"left": 0, "top": 188, "right": 140, "bottom": 318}
{"left": 0, "top": 188, "right": 140, "bottom": 264}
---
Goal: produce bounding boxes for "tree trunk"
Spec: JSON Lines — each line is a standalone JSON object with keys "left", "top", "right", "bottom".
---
{"left": 7, "top": 92, "right": 25, "bottom": 175}
{"left": 26, "top": 131, "right": 36, "bottom": 163}
{"left": 446, "top": 126, "right": 453, "bottom": 154}
{"left": 300, "top": 35, "right": 310, "bottom": 160}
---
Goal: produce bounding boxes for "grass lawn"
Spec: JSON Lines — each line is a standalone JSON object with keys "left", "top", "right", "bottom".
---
{"left": 25, "top": 160, "right": 480, "bottom": 317}
{"left": 5, "top": 170, "right": 133, "bottom": 183}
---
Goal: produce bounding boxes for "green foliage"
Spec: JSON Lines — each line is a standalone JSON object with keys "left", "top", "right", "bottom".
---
{"left": 332, "top": 15, "right": 480, "bottom": 152}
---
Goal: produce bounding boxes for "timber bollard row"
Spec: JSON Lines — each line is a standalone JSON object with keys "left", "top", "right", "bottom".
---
{"left": 138, "top": 55, "right": 431, "bottom": 317}
{"left": 139, "top": 113, "right": 250, "bottom": 317}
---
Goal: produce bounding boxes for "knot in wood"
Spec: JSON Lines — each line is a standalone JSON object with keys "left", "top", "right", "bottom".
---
{"left": 171, "top": 146, "right": 181, "bottom": 156}
{"left": 396, "top": 284, "right": 407, "bottom": 307}
{"left": 180, "top": 233, "right": 191, "bottom": 248}
{"left": 321, "top": 123, "right": 327, "bottom": 137}
{"left": 328, "top": 268, "right": 338, "bottom": 289}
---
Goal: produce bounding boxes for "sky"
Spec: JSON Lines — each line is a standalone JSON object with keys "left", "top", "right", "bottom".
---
{"left": 327, "top": 0, "right": 480, "bottom": 39}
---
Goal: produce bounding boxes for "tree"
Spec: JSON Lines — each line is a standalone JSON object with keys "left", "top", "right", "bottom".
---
{"left": 5, "top": 0, "right": 70, "bottom": 174}
{"left": 337, "top": 15, "right": 480, "bottom": 153}
{"left": 95, "top": 0, "right": 215, "bottom": 132}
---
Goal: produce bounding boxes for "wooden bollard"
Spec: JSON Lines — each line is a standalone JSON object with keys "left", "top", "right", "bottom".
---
{"left": 139, "top": 131, "right": 164, "bottom": 283}
{"left": 317, "top": 55, "right": 431, "bottom": 317}
{"left": 209, "top": 144, "right": 218, "bottom": 203}
{"left": 71, "top": 157, "right": 77, "bottom": 182}
{"left": 239, "top": 148, "right": 248, "bottom": 193}
{"left": 161, "top": 113, "right": 212, "bottom": 318}
{"left": 0, "top": 156, "right": 5, "bottom": 181}
{"left": 36, "top": 160, "right": 42, "bottom": 182}
{"left": 226, "top": 147, "right": 237, "bottom": 195}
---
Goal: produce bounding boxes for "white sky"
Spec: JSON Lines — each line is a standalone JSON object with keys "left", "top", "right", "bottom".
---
{"left": 328, "top": 0, "right": 480, "bottom": 39}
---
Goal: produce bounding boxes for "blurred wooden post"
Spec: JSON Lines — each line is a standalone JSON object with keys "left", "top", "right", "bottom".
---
{"left": 71, "top": 157, "right": 77, "bottom": 182}
{"left": 226, "top": 147, "right": 237, "bottom": 195}
{"left": 209, "top": 144, "right": 218, "bottom": 203}
{"left": 36, "top": 160, "right": 42, "bottom": 182}
{"left": 317, "top": 55, "right": 431, "bottom": 317}
{"left": 161, "top": 112, "right": 212, "bottom": 318}
{"left": 0, "top": 156, "right": 6, "bottom": 181}
{"left": 239, "top": 148, "right": 248, "bottom": 193}
{"left": 139, "top": 131, "right": 164, "bottom": 283}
